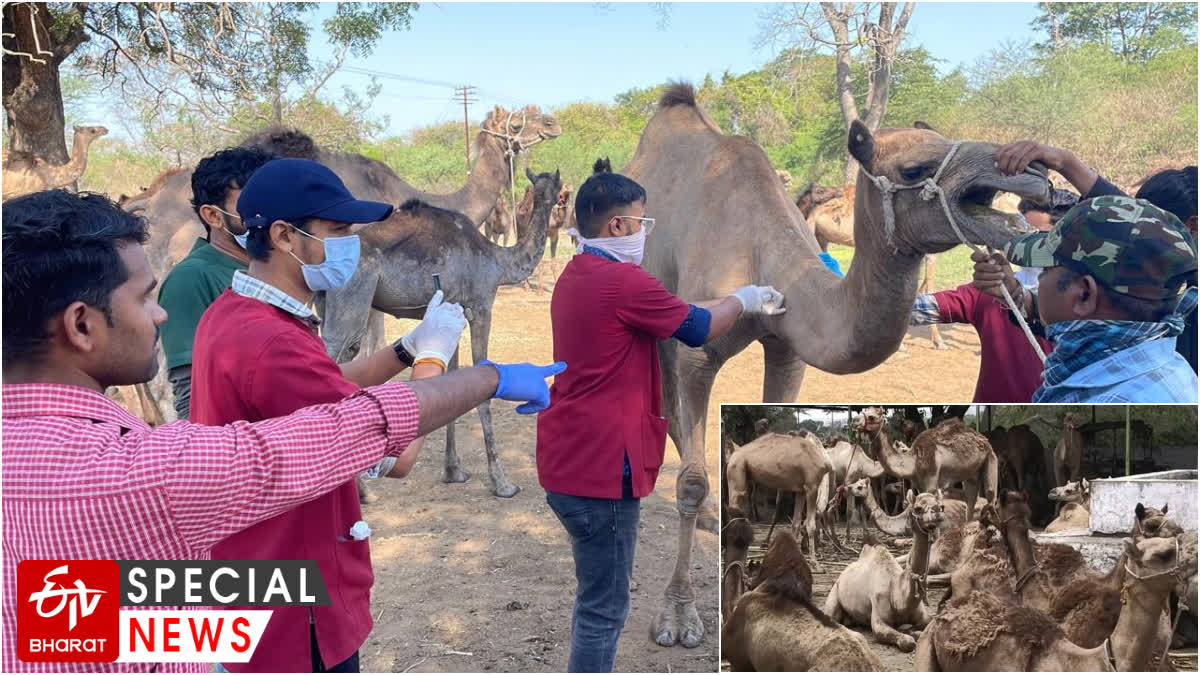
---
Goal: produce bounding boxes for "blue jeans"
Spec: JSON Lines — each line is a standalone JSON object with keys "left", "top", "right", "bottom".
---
{"left": 546, "top": 485, "right": 640, "bottom": 673}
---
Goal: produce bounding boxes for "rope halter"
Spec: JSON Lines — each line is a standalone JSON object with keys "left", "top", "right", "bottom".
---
{"left": 857, "top": 140, "right": 1048, "bottom": 363}
{"left": 480, "top": 109, "right": 546, "bottom": 224}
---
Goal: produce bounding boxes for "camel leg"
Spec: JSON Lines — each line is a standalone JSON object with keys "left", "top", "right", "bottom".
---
{"left": 764, "top": 488, "right": 785, "bottom": 547}
{"left": 872, "top": 600, "right": 917, "bottom": 652}
{"left": 914, "top": 629, "right": 940, "bottom": 671}
{"left": 823, "top": 580, "right": 845, "bottom": 623}
{"left": 441, "top": 348, "right": 470, "bottom": 484}
{"left": 803, "top": 487, "right": 824, "bottom": 573}
{"left": 468, "top": 308, "right": 518, "bottom": 498}
{"left": 963, "top": 479, "right": 979, "bottom": 523}
{"left": 651, "top": 344, "right": 718, "bottom": 648}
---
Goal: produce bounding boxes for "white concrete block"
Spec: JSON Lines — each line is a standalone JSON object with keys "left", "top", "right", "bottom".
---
{"left": 1090, "top": 469, "right": 1197, "bottom": 535}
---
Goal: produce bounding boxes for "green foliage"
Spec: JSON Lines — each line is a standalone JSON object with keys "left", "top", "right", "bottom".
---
{"left": 1032, "top": 3, "right": 1198, "bottom": 62}
{"left": 994, "top": 405, "right": 1197, "bottom": 452}
{"left": 720, "top": 405, "right": 799, "bottom": 446}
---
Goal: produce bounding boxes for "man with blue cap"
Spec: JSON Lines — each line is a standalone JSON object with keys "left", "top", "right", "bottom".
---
{"left": 190, "top": 158, "right": 565, "bottom": 672}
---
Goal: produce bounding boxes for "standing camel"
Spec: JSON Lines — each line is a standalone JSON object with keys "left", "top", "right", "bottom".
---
{"left": 725, "top": 430, "right": 832, "bottom": 573}
{"left": 533, "top": 182, "right": 573, "bottom": 292}
{"left": 482, "top": 197, "right": 512, "bottom": 246}
{"left": 320, "top": 168, "right": 561, "bottom": 498}
{"left": 2, "top": 125, "right": 108, "bottom": 198}
{"left": 623, "top": 82, "right": 1048, "bottom": 648}
{"left": 858, "top": 407, "right": 998, "bottom": 523}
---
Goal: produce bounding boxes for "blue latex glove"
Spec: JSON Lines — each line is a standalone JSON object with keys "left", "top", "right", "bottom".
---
{"left": 818, "top": 251, "right": 844, "bottom": 278}
{"left": 479, "top": 360, "right": 567, "bottom": 414}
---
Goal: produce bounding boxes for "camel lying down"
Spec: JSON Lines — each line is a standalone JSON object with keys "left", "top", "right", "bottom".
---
{"left": 722, "top": 530, "right": 883, "bottom": 671}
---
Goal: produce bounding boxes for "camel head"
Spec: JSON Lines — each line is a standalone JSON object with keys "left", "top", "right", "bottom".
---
{"left": 906, "top": 490, "right": 946, "bottom": 534}
{"left": 856, "top": 406, "right": 886, "bottom": 434}
{"left": 1048, "top": 478, "right": 1090, "bottom": 505}
{"left": 847, "top": 119, "right": 1051, "bottom": 254}
{"left": 997, "top": 489, "right": 1033, "bottom": 531}
{"left": 73, "top": 125, "right": 109, "bottom": 143}
{"left": 1060, "top": 412, "right": 1084, "bottom": 430}
{"left": 1134, "top": 503, "right": 1184, "bottom": 538}
{"left": 848, "top": 477, "right": 871, "bottom": 500}
{"left": 481, "top": 105, "right": 562, "bottom": 154}
{"left": 1124, "top": 535, "right": 1180, "bottom": 587}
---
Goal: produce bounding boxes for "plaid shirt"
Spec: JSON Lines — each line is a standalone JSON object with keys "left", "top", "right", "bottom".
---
{"left": 1034, "top": 336, "right": 1197, "bottom": 403}
{"left": 910, "top": 293, "right": 942, "bottom": 325}
{"left": 231, "top": 270, "right": 320, "bottom": 327}
{"left": 2, "top": 382, "right": 419, "bottom": 672}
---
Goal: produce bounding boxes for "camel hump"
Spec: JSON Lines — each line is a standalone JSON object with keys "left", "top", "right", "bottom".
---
{"left": 591, "top": 157, "right": 612, "bottom": 174}
{"left": 659, "top": 82, "right": 697, "bottom": 109}
{"left": 240, "top": 126, "right": 318, "bottom": 159}
{"left": 938, "top": 590, "right": 1063, "bottom": 661}
{"left": 755, "top": 530, "right": 813, "bottom": 604}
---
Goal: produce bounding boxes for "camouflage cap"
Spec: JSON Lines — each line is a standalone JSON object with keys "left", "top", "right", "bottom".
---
{"left": 1005, "top": 195, "right": 1197, "bottom": 300}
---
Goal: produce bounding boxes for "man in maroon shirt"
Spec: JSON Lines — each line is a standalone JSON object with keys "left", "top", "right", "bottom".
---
{"left": 539, "top": 168, "right": 785, "bottom": 671}
{"left": 1, "top": 189, "right": 562, "bottom": 673}
{"left": 190, "top": 159, "right": 566, "bottom": 673}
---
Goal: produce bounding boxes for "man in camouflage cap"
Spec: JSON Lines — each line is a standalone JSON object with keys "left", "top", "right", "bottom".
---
{"left": 1005, "top": 195, "right": 1197, "bottom": 403}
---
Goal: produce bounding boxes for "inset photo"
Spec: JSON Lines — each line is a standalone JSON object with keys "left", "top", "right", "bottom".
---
{"left": 720, "top": 404, "right": 1197, "bottom": 672}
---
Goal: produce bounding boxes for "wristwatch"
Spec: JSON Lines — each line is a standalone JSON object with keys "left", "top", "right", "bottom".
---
{"left": 392, "top": 338, "right": 415, "bottom": 367}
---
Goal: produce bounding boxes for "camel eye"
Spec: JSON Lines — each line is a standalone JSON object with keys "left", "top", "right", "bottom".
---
{"left": 900, "top": 165, "right": 928, "bottom": 182}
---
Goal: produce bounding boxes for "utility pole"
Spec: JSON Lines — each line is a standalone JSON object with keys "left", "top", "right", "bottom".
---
{"left": 454, "top": 85, "right": 479, "bottom": 173}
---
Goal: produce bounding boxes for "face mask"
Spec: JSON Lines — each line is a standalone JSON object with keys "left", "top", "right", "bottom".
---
{"left": 211, "top": 206, "right": 249, "bottom": 249}
{"left": 287, "top": 225, "right": 361, "bottom": 291}
{"left": 568, "top": 227, "right": 646, "bottom": 265}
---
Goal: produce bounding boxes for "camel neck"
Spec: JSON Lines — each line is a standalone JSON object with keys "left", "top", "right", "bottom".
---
{"left": 873, "top": 429, "right": 914, "bottom": 479}
{"left": 496, "top": 183, "right": 552, "bottom": 287}
{"left": 907, "top": 520, "right": 931, "bottom": 576}
{"left": 1003, "top": 521, "right": 1036, "bottom": 578}
{"left": 1111, "top": 576, "right": 1173, "bottom": 671}
{"left": 455, "top": 134, "right": 512, "bottom": 225}
{"left": 68, "top": 133, "right": 92, "bottom": 172}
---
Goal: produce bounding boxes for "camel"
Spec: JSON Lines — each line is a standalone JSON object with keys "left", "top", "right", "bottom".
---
{"left": 725, "top": 430, "right": 832, "bottom": 573}
{"left": 823, "top": 491, "right": 944, "bottom": 652}
{"left": 319, "top": 168, "right": 560, "bottom": 500}
{"left": 532, "top": 182, "right": 573, "bottom": 293}
{"left": 721, "top": 506, "right": 754, "bottom": 624}
{"left": 119, "top": 109, "right": 559, "bottom": 422}
{"left": 917, "top": 534, "right": 1180, "bottom": 671}
{"left": 626, "top": 83, "right": 1047, "bottom": 648}
{"left": 482, "top": 197, "right": 511, "bottom": 246}
{"left": 858, "top": 407, "right": 998, "bottom": 524}
{"left": 1046, "top": 479, "right": 1091, "bottom": 533}
{"left": 1134, "top": 502, "right": 1184, "bottom": 538}
{"left": 721, "top": 529, "right": 884, "bottom": 672}
{"left": 850, "top": 477, "right": 970, "bottom": 536}
{"left": 987, "top": 424, "right": 1045, "bottom": 492}
{"left": 2, "top": 125, "right": 108, "bottom": 199}
{"left": 825, "top": 439, "right": 885, "bottom": 540}
{"left": 1054, "top": 413, "right": 1085, "bottom": 489}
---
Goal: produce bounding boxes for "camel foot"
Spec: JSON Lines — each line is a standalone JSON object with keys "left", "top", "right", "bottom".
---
{"left": 895, "top": 634, "right": 917, "bottom": 652}
{"left": 651, "top": 599, "right": 703, "bottom": 648}
{"left": 490, "top": 480, "right": 521, "bottom": 499}
{"left": 808, "top": 556, "right": 825, "bottom": 574}
{"left": 442, "top": 466, "right": 470, "bottom": 484}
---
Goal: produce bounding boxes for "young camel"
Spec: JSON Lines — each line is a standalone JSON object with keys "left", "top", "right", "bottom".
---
{"left": 1046, "top": 479, "right": 1091, "bottom": 533}
{"left": 725, "top": 430, "right": 833, "bottom": 572}
{"left": 916, "top": 534, "right": 1181, "bottom": 671}
{"left": 826, "top": 439, "right": 886, "bottom": 542}
{"left": 722, "top": 530, "right": 884, "bottom": 671}
{"left": 850, "top": 477, "right": 969, "bottom": 536}
{"left": 824, "top": 491, "right": 944, "bottom": 652}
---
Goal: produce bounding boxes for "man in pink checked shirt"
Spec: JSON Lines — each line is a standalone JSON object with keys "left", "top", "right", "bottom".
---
{"left": 0, "top": 189, "right": 565, "bottom": 673}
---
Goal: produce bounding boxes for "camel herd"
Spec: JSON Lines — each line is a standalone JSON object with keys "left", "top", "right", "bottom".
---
{"left": 721, "top": 410, "right": 1198, "bottom": 671}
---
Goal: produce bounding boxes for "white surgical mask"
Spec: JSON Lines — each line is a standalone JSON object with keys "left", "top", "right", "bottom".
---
{"left": 567, "top": 216, "right": 655, "bottom": 266}
{"left": 211, "top": 206, "right": 249, "bottom": 249}
{"left": 287, "top": 225, "right": 361, "bottom": 291}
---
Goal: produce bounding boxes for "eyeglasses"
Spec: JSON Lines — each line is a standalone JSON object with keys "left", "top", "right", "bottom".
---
{"left": 615, "top": 215, "right": 655, "bottom": 235}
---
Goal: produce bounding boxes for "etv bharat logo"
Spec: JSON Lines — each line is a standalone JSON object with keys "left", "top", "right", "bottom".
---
{"left": 17, "top": 560, "right": 119, "bottom": 663}
{"left": 29, "top": 564, "right": 107, "bottom": 631}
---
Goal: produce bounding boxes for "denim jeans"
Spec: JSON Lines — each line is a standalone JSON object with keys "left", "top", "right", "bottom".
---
{"left": 546, "top": 483, "right": 640, "bottom": 673}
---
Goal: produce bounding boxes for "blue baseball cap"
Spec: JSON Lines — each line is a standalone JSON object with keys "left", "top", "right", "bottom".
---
{"left": 236, "top": 158, "right": 393, "bottom": 228}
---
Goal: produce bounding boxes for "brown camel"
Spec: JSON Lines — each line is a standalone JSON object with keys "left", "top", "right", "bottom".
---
{"left": 721, "top": 530, "right": 884, "bottom": 672}
{"left": 721, "top": 506, "right": 754, "bottom": 625}
{"left": 826, "top": 439, "right": 885, "bottom": 541}
{"left": 850, "top": 477, "right": 969, "bottom": 536}
{"left": 1134, "top": 502, "right": 1184, "bottom": 538}
{"left": 917, "top": 534, "right": 1181, "bottom": 671}
{"left": 2, "top": 125, "right": 108, "bottom": 198}
{"left": 532, "top": 182, "right": 573, "bottom": 293}
{"left": 482, "top": 197, "right": 512, "bottom": 246}
{"left": 987, "top": 423, "right": 1045, "bottom": 493}
{"left": 858, "top": 407, "right": 998, "bottom": 523}
{"left": 1046, "top": 479, "right": 1091, "bottom": 533}
{"left": 627, "top": 83, "right": 1046, "bottom": 647}
{"left": 725, "top": 430, "right": 832, "bottom": 573}
{"left": 823, "top": 492, "right": 943, "bottom": 652}
{"left": 1053, "top": 412, "right": 1085, "bottom": 489}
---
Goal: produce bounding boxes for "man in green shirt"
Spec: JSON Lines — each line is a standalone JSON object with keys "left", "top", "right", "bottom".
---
{"left": 157, "top": 147, "right": 275, "bottom": 419}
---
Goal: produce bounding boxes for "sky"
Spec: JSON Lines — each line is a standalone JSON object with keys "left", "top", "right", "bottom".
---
{"left": 313, "top": 1, "right": 1045, "bottom": 137}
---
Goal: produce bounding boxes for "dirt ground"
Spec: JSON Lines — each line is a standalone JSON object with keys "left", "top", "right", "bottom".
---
{"left": 357, "top": 278, "right": 979, "bottom": 673}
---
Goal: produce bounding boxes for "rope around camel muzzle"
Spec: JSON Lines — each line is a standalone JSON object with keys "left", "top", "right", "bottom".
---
{"left": 858, "top": 141, "right": 1048, "bottom": 363}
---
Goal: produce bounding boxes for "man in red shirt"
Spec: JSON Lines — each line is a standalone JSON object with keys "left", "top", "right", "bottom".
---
{"left": 540, "top": 168, "right": 785, "bottom": 671}
{"left": 190, "top": 159, "right": 563, "bottom": 673}
{"left": 1, "top": 189, "right": 561, "bottom": 673}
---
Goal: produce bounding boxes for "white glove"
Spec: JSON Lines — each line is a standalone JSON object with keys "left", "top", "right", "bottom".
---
{"left": 732, "top": 285, "right": 787, "bottom": 315}
{"left": 400, "top": 290, "right": 467, "bottom": 364}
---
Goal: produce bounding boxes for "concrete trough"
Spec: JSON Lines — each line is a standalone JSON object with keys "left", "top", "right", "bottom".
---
{"left": 1090, "top": 469, "right": 1198, "bottom": 535}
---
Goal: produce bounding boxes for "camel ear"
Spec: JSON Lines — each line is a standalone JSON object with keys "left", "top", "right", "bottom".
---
{"left": 1161, "top": 504, "right": 1168, "bottom": 514}
{"left": 525, "top": 167, "right": 536, "bottom": 184}
{"left": 554, "top": 169, "right": 560, "bottom": 182}
{"left": 1135, "top": 502, "right": 1146, "bottom": 520}
{"left": 1081, "top": 478, "right": 1089, "bottom": 492}
{"left": 913, "top": 120, "right": 936, "bottom": 132}
{"left": 847, "top": 120, "right": 875, "bottom": 173}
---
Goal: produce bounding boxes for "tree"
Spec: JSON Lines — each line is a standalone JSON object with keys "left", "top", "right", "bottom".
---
{"left": 2, "top": 2, "right": 414, "bottom": 163}
{"left": 760, "top": 2, "right": 916, "bottom": 183}
{"left": 1033, "top": 2, "right": 1197, "bottom": 63}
